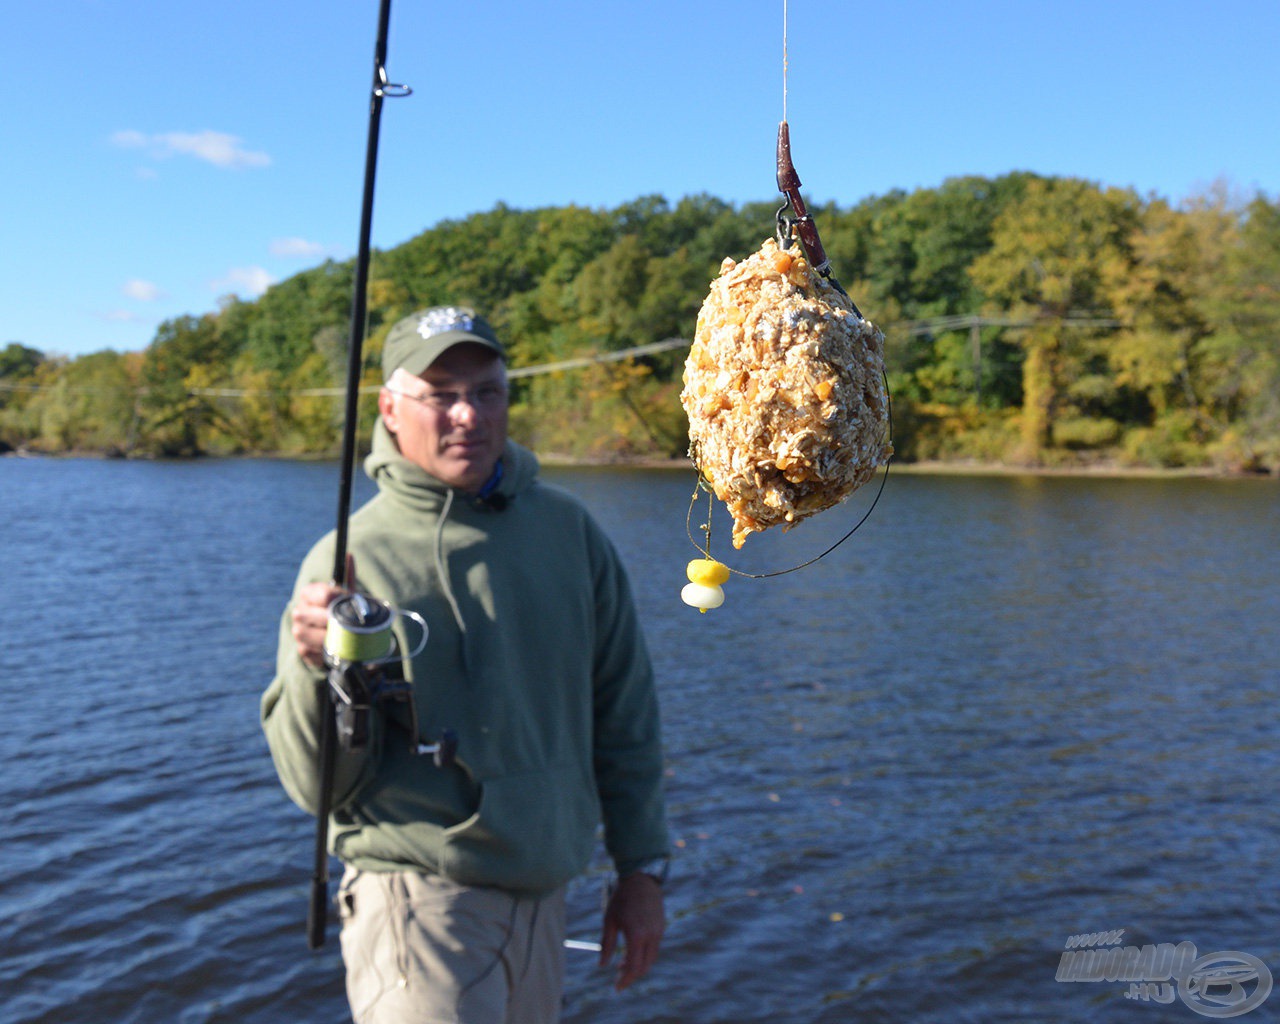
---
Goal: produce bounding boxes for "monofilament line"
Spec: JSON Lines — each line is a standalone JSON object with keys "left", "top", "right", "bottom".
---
{"left": 782, "top": 0, "right": 789, "bottom": 122}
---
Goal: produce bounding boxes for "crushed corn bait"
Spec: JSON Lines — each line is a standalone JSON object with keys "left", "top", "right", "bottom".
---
{"left": 681, "top": 237, "right": 893, "bottom": 548}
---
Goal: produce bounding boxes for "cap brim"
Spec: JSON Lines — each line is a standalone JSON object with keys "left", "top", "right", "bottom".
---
{"left": 398, "top": 331, "right": 506, "bottom": 376}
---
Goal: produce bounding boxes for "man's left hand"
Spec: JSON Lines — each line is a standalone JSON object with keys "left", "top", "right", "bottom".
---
{"left": 599, "top": 872, "right": 665, "bottom": 991}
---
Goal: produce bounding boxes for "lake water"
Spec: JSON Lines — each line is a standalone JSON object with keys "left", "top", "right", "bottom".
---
{"left": 1, "top": 457, "right": 1277, "bottom": 1024}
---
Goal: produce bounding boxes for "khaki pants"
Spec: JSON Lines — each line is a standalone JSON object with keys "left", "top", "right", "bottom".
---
{"left": 338, "top": 867, "right": 566, "bottom": 1024}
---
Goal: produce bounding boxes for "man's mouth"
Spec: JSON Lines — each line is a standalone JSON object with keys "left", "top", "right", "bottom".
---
{"left": 444, "top": 436, "right": 486, "bottom": 453}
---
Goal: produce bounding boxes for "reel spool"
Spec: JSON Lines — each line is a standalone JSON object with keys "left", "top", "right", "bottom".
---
{"left": 325, "top": 592, "right": 427, "bottom": 665}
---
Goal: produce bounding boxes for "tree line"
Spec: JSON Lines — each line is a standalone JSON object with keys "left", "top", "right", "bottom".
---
{"left": 2, "top": 174, "right": 1277, "bottom": 473}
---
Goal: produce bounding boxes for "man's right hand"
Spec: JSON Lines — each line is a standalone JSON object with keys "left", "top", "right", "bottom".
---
{"left": 291, "top": 555, "right": 357, "bottom": 668}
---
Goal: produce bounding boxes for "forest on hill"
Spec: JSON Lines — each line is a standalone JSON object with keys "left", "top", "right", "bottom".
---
{"left": 2, "top": 173, "right": 1278, "bottom": 473}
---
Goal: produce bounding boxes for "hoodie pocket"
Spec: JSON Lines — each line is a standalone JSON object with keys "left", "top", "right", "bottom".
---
{"left": 438, "top": 764, "right": 599, "bottom": 892}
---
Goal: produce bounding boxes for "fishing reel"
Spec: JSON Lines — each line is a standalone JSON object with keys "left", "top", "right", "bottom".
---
{"left": 323, "top": 592, "right": 457, "bottom": 767}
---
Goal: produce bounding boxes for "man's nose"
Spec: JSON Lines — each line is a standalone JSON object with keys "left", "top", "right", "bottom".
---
{"left": 450, "top": 397, "right": 480, "bottom": 426}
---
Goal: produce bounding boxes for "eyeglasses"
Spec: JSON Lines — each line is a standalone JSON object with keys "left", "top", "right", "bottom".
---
{"left": 383, "top": 382, "right": 508, "bottom": 413}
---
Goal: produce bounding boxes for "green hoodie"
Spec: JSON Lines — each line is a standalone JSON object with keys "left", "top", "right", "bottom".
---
{"left": 261, "top": 423, "right": 669, "bottom": 894}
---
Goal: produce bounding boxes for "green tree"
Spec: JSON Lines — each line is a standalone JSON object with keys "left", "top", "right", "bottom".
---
{"left": 0, "top": 342, "right": 43, "bottom": 380}
{"left": 244, "top": 261, "right": 351, "bottom": 374}
{"left": 26, "top": 350, "right": 138, "bottom": 452}
{"left": 0, "top": 343, "right": 44, "bottom": 447}
{"left": 138, "top": 314, "right": 224, "bottom": 455}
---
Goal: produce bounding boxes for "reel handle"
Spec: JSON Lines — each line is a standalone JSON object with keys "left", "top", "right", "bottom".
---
{"left": 417, "top": 728, "right": 459, "bottom": 768}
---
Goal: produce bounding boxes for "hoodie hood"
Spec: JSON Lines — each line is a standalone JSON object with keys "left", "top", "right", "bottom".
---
{"left": 364, "top": 418, "right": 540, "bottom": 512}
{"left": 362, "top": 418, "right": 542, "bottom": 656}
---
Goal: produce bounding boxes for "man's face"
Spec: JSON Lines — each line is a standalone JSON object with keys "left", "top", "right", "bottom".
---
{"left": 379, "top": 344, "right": 509, "bottom": 492}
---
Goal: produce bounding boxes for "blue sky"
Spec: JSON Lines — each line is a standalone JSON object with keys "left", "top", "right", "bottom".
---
{"left": 4, "top": 0, "right": 1277, "bottom": 359}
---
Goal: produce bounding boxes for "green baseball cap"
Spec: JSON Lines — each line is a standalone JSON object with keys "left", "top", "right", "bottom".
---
{"left": 381, "top": 306, "right": 506, "bottom": 380}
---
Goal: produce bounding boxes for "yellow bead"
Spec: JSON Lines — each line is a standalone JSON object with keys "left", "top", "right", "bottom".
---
{"left": 686, "top": 559, "right": 730, "bottom": 587}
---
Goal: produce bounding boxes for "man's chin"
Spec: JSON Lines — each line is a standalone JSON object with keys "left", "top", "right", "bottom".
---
{"left": 437, "top": 453, "right": 497, "bottom": 492}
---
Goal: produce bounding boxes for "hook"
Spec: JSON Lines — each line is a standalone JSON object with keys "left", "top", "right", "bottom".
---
{"left": 776, "top": 201, "right": 795, "bottom": 251}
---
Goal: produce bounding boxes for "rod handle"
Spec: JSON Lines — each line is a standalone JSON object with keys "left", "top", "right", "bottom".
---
{"left": 307, "top": 878, "right": 329, "bottom": 950}
{"left": 307, "top": 687, "right": 339, "bottom": 949}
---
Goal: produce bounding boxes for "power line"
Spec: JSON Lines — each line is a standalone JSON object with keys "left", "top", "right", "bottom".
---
{"left": 0, "top": 316, "right": 1125, "bottom": 398}
{"left": 186, "top": 338, "right": 691, "bottom": 397}
{"left": 897, "top": 313, "right": 1122, "bottom": 335}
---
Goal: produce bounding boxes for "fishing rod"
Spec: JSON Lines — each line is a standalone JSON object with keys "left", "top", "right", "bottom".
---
{"left": 331, "top": 0, "right": 409, "bottom": 590}
{"left": 307, "top": 0, "right": 411, "bottom": 951}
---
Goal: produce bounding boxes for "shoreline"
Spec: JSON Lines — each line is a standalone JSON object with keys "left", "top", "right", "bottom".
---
{"left": 5, "top": 447, "right": 1275, "bottom": 481}
{"left": 536, "top": 453, "right": 1274, "bottom": 481}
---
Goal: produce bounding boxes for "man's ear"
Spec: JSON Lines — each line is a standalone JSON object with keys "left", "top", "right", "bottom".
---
{"left": 378, "top": 370, "right": 403, "bottom": 433}
{"left": 378, "top": 386, "right": 397, "bottom": 433}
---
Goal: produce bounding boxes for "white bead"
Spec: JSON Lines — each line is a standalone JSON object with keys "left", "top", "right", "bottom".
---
{"left": 681, "top": 582, "right": 725, "bottom": 610}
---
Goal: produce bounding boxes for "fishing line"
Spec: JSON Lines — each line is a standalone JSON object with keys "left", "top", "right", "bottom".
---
{"left": 782, "top": 0, "right": 789, "bottom": 123}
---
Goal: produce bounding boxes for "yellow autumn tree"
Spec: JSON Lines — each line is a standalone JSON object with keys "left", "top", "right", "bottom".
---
{"left": 970, "top": 178, "right": 1138, "bottom": 459}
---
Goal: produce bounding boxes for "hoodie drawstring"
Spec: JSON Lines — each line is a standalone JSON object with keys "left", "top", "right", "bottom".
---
{"left": 433, "top": 488, "right": 472, "bottom": 675}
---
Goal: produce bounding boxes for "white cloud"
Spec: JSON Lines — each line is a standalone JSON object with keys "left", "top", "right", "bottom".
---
{"left": 111, "top": 129, "right": 270, "bottom": 169}
{"left": 166, "top": 131, "right": 270, "bottom": 169}
{"left": 211, "top": 266, "right": 275, "bottom": 297}
{"left": 122, "top": 279, "right": 164, "bottom": 302}
{"left": 111, "top": 129, "right": 147, "bottom": 149}
{"left": 269, "top": 236, "right": 329, "bottom": 258}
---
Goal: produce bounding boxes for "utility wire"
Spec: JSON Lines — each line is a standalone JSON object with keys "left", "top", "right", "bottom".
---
{"left": 1, "top": 316, "right": 1126, "bottom": 397}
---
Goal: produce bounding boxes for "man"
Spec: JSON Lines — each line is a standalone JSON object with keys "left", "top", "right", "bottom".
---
{"left": 262, "top": 306, "right": 669, "bottom": 1024}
